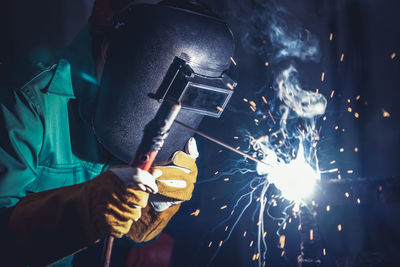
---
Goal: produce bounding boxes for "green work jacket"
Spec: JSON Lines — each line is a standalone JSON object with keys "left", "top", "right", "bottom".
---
{"left": 0, "top": 59, "right": 106, "bottom": 208}
{"left": 0, "top": 26, "right": 136, "bottom": 266}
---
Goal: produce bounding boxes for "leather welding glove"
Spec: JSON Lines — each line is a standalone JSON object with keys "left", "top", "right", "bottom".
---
{"left": 7, "top": 166, "right": 157, "bottom": 266}
{"left": 126, "top": 137, "right": 198, "bottom": 243}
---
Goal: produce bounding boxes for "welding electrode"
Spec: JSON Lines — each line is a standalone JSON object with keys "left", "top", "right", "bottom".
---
{"left": 175, "top": 120, "right": 269, "bottom": 167}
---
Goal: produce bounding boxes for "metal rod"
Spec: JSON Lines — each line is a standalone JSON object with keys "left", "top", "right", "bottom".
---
{"left": 101, "top": 236, "right": 114, "bottom": 267}
{"left": 175, "top": 120, "right": 268, "bottom": 167}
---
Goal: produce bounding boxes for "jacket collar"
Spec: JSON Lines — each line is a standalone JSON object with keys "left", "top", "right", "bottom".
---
{"left": 43, "top": 59, "right": 76, "bottom": 98}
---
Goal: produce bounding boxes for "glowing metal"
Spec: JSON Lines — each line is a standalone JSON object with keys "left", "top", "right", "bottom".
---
{"left": 257, "top": 142, "right": 320, "bottom": 202}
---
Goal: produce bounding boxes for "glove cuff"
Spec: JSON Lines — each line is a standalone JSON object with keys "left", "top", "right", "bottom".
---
{"left": 126, "top": 203, "right": 180, "bottom": 243}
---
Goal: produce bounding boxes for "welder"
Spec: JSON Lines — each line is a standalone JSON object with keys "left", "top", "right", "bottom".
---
{"left": 0, "top": 0, "right": 235, "bottom": 266}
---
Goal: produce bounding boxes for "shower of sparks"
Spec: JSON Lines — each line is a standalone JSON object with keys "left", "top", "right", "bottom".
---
{"left": 205, "top": 63, "right": 326, "bottom": 266}
{"left": 197, "top": 1, "right": 395, "bottom": 266}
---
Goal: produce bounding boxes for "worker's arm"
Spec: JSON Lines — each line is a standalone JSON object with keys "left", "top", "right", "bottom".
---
{"left": 0, "top": 84, "right": 158, "bottom": 266}
{"left": 0, "top": 82, "right": 44, "bottom": 264}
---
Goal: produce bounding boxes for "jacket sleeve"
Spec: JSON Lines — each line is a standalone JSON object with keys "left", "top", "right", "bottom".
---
{"left": 0, "top": 86, "right": 43, "bottom": 207}
{"left": 0, "top": 85, "right": 44, "bottom": 261}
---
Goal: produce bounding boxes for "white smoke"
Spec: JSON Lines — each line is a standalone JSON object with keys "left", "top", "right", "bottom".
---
{"left": 269, "top": 15, "right": 320, "bottom": 62}
{"left": 277, "top": 65, "right": 327, "bottom": 120}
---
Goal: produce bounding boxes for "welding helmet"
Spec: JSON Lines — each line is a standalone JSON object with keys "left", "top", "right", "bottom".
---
{"left": 93, "top": 1, "right": 236, "bottom": 163}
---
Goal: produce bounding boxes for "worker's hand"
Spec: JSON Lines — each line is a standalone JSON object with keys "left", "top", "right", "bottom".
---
{"left": 151, "top": 137, "right": 198, "bottom": 209}
{"left": 85, "top": 166, "right": 158, "bottom": 238}
{"left": 126, "top": 138, "right": 199, "bottom": 243}
{"left": 7, "top": 166, "right": 158, "bottom": 266}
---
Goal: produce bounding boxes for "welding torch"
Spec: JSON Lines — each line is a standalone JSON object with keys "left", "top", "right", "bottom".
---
{"left": 101, "top": 99, "right": 181, "bottom": 267}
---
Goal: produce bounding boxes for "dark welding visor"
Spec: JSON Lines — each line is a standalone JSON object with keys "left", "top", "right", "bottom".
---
{"left": 94, "top": 3, "right": 236, "bottom": 163}
{"left": 152, "top": 57, "right": 236, "bottom": 118}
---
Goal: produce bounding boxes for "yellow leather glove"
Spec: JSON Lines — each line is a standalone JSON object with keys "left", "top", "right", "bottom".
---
{"left": 87, "top": 166, "right": 158, "bottom": 237}
{"left": 153, "top": 137, "right": 198, "bottom": 201}
{"left": 7, "top": 166, "right": 157, "bottom": 266}
{"left": 126, "top": 137, "right": 198, "bottom": 243}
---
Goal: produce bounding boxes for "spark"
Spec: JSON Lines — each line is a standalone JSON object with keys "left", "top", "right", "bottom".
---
{"left": 191, "top": 209, "right": 200, "bottom": 216}
{"left": 280, "top": 128, "right": 287, "bottom": 139}
{"left": 321, "top": 72, "right": 325, "bottom": 82}
{"left": 382, "top": 109, "right": 390, "bottom": 118}
{"left": 279, "top": 235, "right": 286, "bottom": 249}
{"left": 345, "top": 192, "right": 350, "bottom": 198}
{"left": 262, "top": 96, "right": 268, "bottom": 104}
{"left": 354, "top": 147, "right": 358, "bottom": 152}
{"left": 208, "top": 241, "right": 213, "bottom": 247}
{"left": 356, "top": 95, "right": 361, "bottom": 100}
{"left": 347, "top": 107, "right": 352, "bottom": 112}
{"left": 265, "top": 62, "right": 270, "bottom": 67}
{"left": 267, "top": 109, "right": 276, "bottom": 124}
{"left": 326, "top": 205, "right": 330, "bottom": 212}
{"left": 357, "top": 198, "right": 361, "bottom": 204}
{"left": 230, "top": 57, "right": 237, "bottom": 66}
{"left": 390, "top": 53, "right": 396, "bottom": 59}
{"left": 220, "top": 205, "right": 227, "bottom": 210}
{"left": 329, "top": 33, "right": 333, "bottom": 41}
{"left": 347, "top": 170, "right": 353, "bottom": 174}
{"left": 227, "top": 83, "right": 235, "bottom": 90}
{"left": 224, "top": 178, "right": 230, "bottom": 181}
{"left": 330, "top": 90, "right": 335, "bottom": 98}
{"left": 354, "top": 112, "right": 359, "bottom": 118}
{"left": 339, "top": 148, "right": 344, "bottom": 152}
{"left": 323, "top": 248, "right": 326, "bottom": 256}
{"left": 309, "top": 229, "right": 314, "bottom": 241}
{"left": 340, "top": 53, "right": 345, "bottom": 62}
{"left": 216, "top": 106, "right": 224, "bottom": 112}
{"left": 338, "top": 224, "right": 342, "bottom": 231}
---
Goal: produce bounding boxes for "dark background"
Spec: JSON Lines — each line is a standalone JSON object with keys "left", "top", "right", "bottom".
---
{"left": 1, "top": 0, "right": 400, "bottom": 266}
